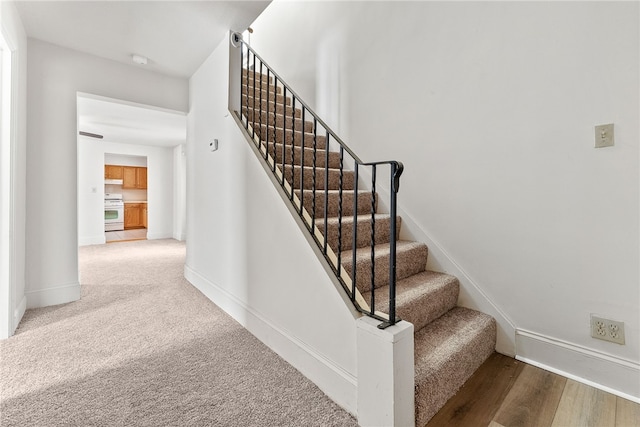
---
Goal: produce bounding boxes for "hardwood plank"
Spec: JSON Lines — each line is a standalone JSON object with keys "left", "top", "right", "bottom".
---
{"left": 426, "top": 353, "right": 525, "bottom": 427}
{"left": 550, "top": 379, "right": 616, "bottom": 427}
{"left": 616, "top": 396, "right": 640, "bottom": 427}
{"left": 492, "top": 364, "right": 566, "bottom": 427}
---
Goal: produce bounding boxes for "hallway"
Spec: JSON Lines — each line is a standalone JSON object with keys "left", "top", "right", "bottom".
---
{"left": 0, "top": 239, "right": 357, "bottom": 426}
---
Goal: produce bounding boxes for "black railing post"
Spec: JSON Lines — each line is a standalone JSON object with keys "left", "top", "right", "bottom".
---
{"left": 370, "top": 165, "right": 377, "bottom": 315}
{"left": 351, "top": 164, "right": 359, "bottom": 301}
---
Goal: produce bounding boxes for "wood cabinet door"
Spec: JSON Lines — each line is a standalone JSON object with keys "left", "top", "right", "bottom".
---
{"left": 142, "top": 205, "right": 148, "bottom": 228}
{"left": 105, "top": 165, "right": 123, "bottom": 179}
{"left": 122, "top": 167, "right": 137, "bottom": 188}
{"left": 137, "top": 168, "right": 148, "bottom": 189}
{"left": 124, "top": 204, "right": 141, "bottom": 229}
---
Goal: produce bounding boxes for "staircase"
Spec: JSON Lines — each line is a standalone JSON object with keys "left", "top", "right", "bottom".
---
{"left": 239, "top": 61, "right": 496, "bottom": 426}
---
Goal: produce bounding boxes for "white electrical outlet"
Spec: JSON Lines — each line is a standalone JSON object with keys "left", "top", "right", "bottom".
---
{"left": 591, "top": 315, "right": 625, "bottom": 345}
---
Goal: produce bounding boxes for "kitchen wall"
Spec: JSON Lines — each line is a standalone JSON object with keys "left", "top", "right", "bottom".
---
{"left": 105, "top": 153, "right": 148, "bottom": 202}
{"left": 249, "top": 1, "right": 639, "bottom": 399}
{"left": 79, "top": 139, "right": 173, "bottom": 246}
{"left": 0, "top": 1, "right": 28, "bottom": 338}
{"left": 26, "top": 39, "right": 187, "bottom": 309}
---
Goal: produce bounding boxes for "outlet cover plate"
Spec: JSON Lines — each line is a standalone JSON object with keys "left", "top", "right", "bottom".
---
{"left": 595, "top": 123, "right": 614, "bottom": 148}
{"left": 591, "top": 314, "right": 625, "bottom": 345}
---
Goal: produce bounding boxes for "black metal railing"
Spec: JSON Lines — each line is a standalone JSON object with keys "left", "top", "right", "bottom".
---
{"left": 233, "top": 34, "right": 404, "bottom": 328}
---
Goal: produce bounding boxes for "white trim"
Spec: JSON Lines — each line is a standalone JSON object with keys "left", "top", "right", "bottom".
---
{"left": 147, "top": 231, "right": 173, "bottom": 240}
{"left": 184, "top": 264, "right": 358, "bottom": 415}
{"left": 516, "top": 329, "right": 640, "bottom": 403}
{"left": 26, "top": 282, "right": 81, "bottom": 309}
{"left": 13, "top": 294, "right": 25, "bottom": 330}
{"left": 79, "top": 235, "right": 106, "bottom": 246}
{"left": 77, "top": 92, "right": 186, "bottom": 117}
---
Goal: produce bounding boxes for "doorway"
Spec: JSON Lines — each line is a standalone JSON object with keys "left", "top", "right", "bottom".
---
{"left": 104, "top": 153, "right": 148, "bottom": 243}
{"left": 76, "top": 92, "right": 187, "bottom": 248}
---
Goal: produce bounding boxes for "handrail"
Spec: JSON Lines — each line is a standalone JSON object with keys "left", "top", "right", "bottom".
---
{"left": 233, "top": 33, "right": 404, "bottom": 328}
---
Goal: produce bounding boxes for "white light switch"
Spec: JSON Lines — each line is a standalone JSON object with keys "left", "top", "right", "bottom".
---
{"left": 595, "top": 123, "right": 614, "bottom": 148}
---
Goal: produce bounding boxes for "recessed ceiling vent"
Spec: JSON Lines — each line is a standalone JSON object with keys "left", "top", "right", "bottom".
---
{"left": 79, "top": 131, "right": 104, "bottom": 139}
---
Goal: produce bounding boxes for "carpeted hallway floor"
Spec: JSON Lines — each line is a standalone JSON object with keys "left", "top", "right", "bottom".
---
{"left": 0, "top": 239, "right": 358, "bottom": 426}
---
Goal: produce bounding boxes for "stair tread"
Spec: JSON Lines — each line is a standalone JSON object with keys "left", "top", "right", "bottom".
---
{"left": 362, "top": 270, "right": 459, "bottom": 330}
{"left": 342, "top": 240, "right": 426, "bottom": 259}
{"left": 413, "top": 306, "right": 496, "bottom": 425}
{"left": 318, "top": 213, "right": 391, "bottom": 226}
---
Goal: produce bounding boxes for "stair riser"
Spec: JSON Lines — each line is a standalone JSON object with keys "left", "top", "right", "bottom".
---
{"left": 242, "top": 87, "right": 290, "bottom": 106}
{"left": 268, "top": 143, "right": 340, "bottom": 169}
{"left": 283, "top": 165, "right": 354, "bottom": 191}
{"left": 343, "top": 245, "right": 428, "bottom": 292}
{"left": 242, "top": 81, "right": 282, "bottom": 95}
{"left": 241, "top": 96, "right": 301, "bottom": 118}
{"left": 297, "top": 191, "right": 377, "bottom": 218}
{"left": 254, "top": 126, "right": 327, "bottom": 150}
{"left": 366, "top": 273, "right": 459, "bottom": 333}
{"left": 414, "top": 311, "right": 496, "bottom": 426}
{"left": 244, "top": 108, "right": 314, "bottom": 133}
{"left": 242, "top": 70, "right": 272, "bottom": 84}
{"left": 318, "top": 217, "right": 400, "bottom": 252}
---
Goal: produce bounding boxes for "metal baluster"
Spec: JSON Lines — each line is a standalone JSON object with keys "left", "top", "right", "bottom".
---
{"left": 290, "top": 97, "right": 296, "bottom": 201}
{"left": 240, "top": 43, "right": 245, "bottom": 128}
{"left": 337, "top": 146, "right": 344, "bottom": 276}
{"left": 351, "top": 164, "right": 359, "bottom": 300}
{"left": 281, "top": 86, "right": 286, "bottom": 187}
{"left": 259, "top": 62, "right": 264, "bottom": 152}
{"left": 300, "top": 108, "right": 306, "bottom": 215}
{"left": 370, "top": 165, "right": 377, "bottom": 315}
{"left": 311, "top": 118, "right": 317, "bottom": 233}
{"left": 323, "top": 131, "right": 329, "bottom": 255}
{"left": 266, "top": 69, "right": 271, "bottom": 168}
{"left": 252, "top": 53, "right": 256, "bottom": 140}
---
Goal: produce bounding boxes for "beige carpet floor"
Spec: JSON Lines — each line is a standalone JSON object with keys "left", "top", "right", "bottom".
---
{"left": 0, "top": 239, "right": 358, "bottom": 426}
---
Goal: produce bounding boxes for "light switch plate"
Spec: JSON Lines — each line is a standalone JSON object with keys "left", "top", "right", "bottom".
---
{"left": 595, "top": 123, "right": 614, "bottom": 148}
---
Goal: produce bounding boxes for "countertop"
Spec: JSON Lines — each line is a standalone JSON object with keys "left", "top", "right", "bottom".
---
{"left": 124, "top": 201, "right": 148, "bottom": 203}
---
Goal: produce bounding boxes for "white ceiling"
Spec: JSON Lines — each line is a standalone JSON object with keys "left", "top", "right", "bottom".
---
{"left": 78, "top": 94, "right": 187, "bottom": 148}
{"left": 15, "top": 0, "right": 271, "bottom": 148}
{"left": 15, "top": 0, "right": 270, "bottom": 78}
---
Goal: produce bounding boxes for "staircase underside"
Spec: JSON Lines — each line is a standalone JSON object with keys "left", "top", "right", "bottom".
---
{"left": 241, "top": 71, "right": 496, "bottom": 426}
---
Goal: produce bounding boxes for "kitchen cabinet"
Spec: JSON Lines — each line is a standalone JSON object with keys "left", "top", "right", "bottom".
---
{"left": 124, "top": 203, "right": 147, "bottom": 229}
{"left": 104, "top": 165, "right": 123, "bottom": 179}
{"left": 142, "top": 204, "right": 148, "bottom": 228}
{"left": 122, "top": 167, "right": 147, "bottom": 189}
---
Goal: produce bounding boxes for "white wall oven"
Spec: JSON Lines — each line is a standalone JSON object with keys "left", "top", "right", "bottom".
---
{"left": 105, "top": 193, "right": 124, "bottom": 231}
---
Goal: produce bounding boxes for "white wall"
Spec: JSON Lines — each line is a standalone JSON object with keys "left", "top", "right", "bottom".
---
{"left": 78, "top": 138, "right": 174, "bottom": 246}
{"left": 173, "top": 144, "right": 186, "bottom": 241}
{"left": 185, "top": 36, "right": 359, "bottom": 413}
{"left": 0, "top": 1, "right": 28, "bottom": 337}
{"left": 250, "top": 1, "right": 639, "bottom": 399}
{"left": 26, "top": 39, "right": 187, "bottom": 309}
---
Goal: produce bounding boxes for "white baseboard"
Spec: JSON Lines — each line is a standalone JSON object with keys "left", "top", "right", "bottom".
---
{"left": 79, "top": 235, "right": 106, "bottom": 246}
{"left": 516, "top": 329, "right": 640, "bottom": 402}
{"left": 13, "top": 295, "right": 26, "bottom": 331}
{"left": 147, "top": 231, "right": 173, "bottom": 240}
{"left": 184, "top": 264, "right": 358, "bottom": 415}
{"left": 26, "top": 282, "right": 81, "bottom": 309}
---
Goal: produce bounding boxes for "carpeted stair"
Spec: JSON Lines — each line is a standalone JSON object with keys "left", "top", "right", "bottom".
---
{"left": 241, "top": 70, "right": 496, "bottom": 426}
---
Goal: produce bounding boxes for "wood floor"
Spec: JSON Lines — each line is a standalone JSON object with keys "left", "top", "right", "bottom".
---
{"left": 426, "top": 353, "right": 640, "bottom": 427}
